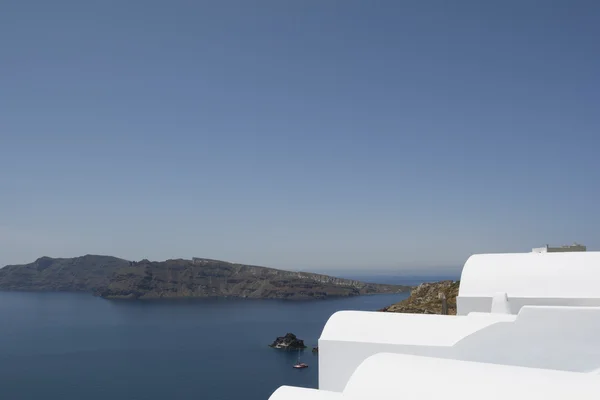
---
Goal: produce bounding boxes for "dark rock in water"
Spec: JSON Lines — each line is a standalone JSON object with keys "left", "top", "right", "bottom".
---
{"left": 270, "top": 333, "right": 307, "bottom": 350}
{"left": 312, "top": 346, "right": 318, "bottom": 353}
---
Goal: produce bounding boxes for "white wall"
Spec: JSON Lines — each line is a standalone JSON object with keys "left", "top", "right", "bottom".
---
{"left": 318, "top": 310, "right": 512, "bottom": 392}
{"left": 458, "top": 295, "right": 600, "bottom": 315}
{"left": 318, "top": 306, "right": 600, "bottom": 392}
{"left": 344, "top": 354, "right": 600, "bottom": 400}
{"left": 268, "top": 387, "right": 342, "bottom": 400}
{"left": 450, "top": 306, "right": 600, "bottom": 371}
{"left": 458, "top": 251, "right": 600, "bottom": 314}
{"left": 271, "top": 354, "right": 600, "bottom": 400}
{"left": 532, "top": 246, "right": 548, "bottom": 253}
{"left": 295, "top": 251, "right": 600, "bottom": 394}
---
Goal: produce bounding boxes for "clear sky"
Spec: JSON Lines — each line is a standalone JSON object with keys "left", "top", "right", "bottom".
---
{"left": 1, "top": 1, "right": 598, "bottom": 274}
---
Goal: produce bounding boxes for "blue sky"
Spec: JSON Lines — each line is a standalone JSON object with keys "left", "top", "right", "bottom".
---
{"left": 1, "top": 1, "right": 599, "bottom": 273}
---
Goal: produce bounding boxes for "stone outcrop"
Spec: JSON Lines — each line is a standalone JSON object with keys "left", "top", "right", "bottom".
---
{"left": 380, "top": 280, "right": 460, "bottom": 315}
{"left": 270, "top": 333, "right": 307, "bottom": 350}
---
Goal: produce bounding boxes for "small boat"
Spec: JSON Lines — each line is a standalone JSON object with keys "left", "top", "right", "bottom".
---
{"left": 293, "top": 354, "right": 308, "bottom": 369}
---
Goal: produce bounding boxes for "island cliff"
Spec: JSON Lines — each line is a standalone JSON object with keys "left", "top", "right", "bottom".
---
{"left": 0, "top": 255, "right": 410, "bottom": 300}
{"left": 380, "top": 280, "right": 460, "bottom": 315}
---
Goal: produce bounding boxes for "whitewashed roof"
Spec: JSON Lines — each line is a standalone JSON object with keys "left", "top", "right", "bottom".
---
{"left": 268, "top": 250, "right": 600, "bottom": 399}
{"left": 460, "top": 251, "right": 600, "bottom": 298}
{"left": 344, "top": 354, "right": 600, "bottom": 400}
{"left": 269, "top": 387, "right": 342, "bottom": 400}
{"left": 318, "top": 304, "right": 600, "bottom": 391}
{"left": 320, "top": 310, "right": 514, "bottom": 346}
{"left": 269, "top": 354, "right": 600, "bottom": 400}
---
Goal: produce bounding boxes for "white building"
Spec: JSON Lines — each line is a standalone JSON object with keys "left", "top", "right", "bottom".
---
{"left": 268, "top": 250, "right": 600, "bottom": 399}
{"left": 270, "top": 354, "right": 600, "bottom": 400}
{"left": 532, "top": 243, "right": 586, "bottom": 253}
{"left": 458, "top": 251, "right": 600, "bottom": 314}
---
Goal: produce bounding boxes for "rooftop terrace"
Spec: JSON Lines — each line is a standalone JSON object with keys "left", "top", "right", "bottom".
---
{"left": 268, "top": 251, "right": 600, "bottom": 399}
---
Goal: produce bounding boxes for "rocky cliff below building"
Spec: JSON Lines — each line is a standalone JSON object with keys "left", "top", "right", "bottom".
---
{"left": 0, "top": 255, "right": 410, "bottom": 300}
{"left": 380, "top": 280, "right": 460, "bottom": 315}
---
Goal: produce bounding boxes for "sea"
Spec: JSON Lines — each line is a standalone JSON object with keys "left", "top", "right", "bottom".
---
{"left": 0, "top": 275, "right": 456, "bottom": 400}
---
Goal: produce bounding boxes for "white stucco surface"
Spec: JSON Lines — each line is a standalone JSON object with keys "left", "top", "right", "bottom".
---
{"left": 458, "top": 252, "right": 600, "bottom": 314}
{"left": 271, "top": 251, "right": 600, "bottom": 398}
{"left": 465, "top": 311, "right": 516, "bottom": 321}
{"left": 452, "top": 306, "right": 600, "bottom": 371}
{"left": 318, "top": 310, "right": 513, "bottom": 391}
{"left": 319, "top": 310, "right": 508, "bottom": 346}
{"left": 318, "top": 305, "right": 600, "bottom": 391}
{"left": 271, "top": 354, "right": 600, "bottom": 400}
{"left": 268, "top": 387, "right": 342, "bottom": 400}
{"left": 459, "top": 251, "right": 600, "bottom": 298}
{"left": 344, "top": 353, "right": 600, "bottom": 400}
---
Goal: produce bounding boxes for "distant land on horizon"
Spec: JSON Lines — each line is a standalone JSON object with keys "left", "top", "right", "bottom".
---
{"left": 0, "top": 255, "right": 411, "bottom": 300}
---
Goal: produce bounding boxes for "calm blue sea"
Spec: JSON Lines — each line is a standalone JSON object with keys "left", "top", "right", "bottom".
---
{"left": 0, "top": 275, "right": 450, "bottom": 400}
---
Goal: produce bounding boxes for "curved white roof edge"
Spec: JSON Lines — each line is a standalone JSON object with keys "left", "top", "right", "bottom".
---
{"left": 459, "top": 251, "right": 600, "bottom": 298}
{"left": 466, "top": 311, "right": 517, "bottom": 321}
{"left": 319, "top": 310, "right": 513, "bottom": 346}
{"left": 268, "top": 386, "right": 342, "bottom": 400}
{"left": 517, "top": 304, "right": 600, "bottom": 317}
{"left": 344, "top": 353, "right": 600, "bottom": 400}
